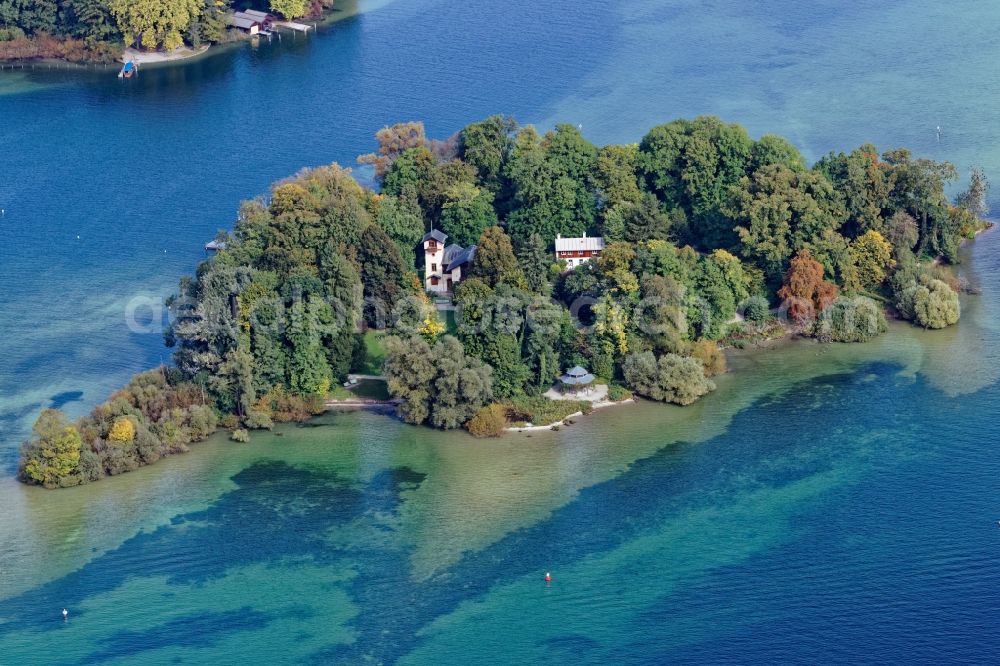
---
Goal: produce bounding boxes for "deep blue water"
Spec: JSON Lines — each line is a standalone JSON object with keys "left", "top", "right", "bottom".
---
{"left": 2, "top": 0, "right": 1000, "bottom": 663}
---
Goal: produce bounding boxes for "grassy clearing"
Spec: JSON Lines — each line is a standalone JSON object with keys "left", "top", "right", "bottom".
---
{"left": 328, "top": 385, "right": 353, "bottom": 400}
{"left": 503, "top": 395, "right": 592, "bottom": 427}
{"left": 358, "top": 330, "right": 387, "bottom": 375}
{"left": 351, "top": 379, "right": 390, "bottom": 400}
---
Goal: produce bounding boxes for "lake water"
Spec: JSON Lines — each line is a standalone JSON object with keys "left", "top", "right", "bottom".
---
{"left": 2, "top": 0, "right": 1000, "bottom": 663}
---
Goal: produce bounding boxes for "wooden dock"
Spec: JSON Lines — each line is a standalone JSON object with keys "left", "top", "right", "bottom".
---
{"left": 275, "top": 21, "right": 313, "bottom": 33}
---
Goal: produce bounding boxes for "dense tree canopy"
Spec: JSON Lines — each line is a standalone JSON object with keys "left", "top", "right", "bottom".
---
{"left": 108, "top": 0, "right": 202, "bottom": 50}
{"left": 21, "top": 115, "right": 983, "bottom": 488}
{"left": 0, "top": 0, "right": 336, "bottom": 62}
{"left": 384, "top": 335, "right": 492, "bottom": 428}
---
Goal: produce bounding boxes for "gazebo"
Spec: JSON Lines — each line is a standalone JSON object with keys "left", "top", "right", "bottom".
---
{"left": 559, "top": 365, "right": 596, "bottom": 394}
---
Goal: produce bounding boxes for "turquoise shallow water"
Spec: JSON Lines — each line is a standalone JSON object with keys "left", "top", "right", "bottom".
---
{"left": 2, "top": 0, "right": 1000, "bottom": 662}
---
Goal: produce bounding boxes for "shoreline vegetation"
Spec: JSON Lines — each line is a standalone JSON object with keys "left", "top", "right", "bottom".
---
{"left": 0, "top": 0, "right": 340, "bottom": 66}
{"left": 18, "top": 115, "right": 989, "bottom": 488}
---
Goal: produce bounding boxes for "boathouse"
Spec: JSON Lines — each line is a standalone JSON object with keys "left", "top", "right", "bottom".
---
{"left": 227, "top": 10, "right": 274, "bottom": 35}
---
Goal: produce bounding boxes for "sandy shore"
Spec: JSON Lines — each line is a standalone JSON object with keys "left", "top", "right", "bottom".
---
{"left": 124, "top": 45, "right": 211, "bottom": 66}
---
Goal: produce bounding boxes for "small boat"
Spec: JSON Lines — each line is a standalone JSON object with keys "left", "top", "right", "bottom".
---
{"left": 118, "top": 61, "right": 137, "bottom": 79}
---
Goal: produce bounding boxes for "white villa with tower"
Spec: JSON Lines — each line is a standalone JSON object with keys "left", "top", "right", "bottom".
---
{"left": 422, "top": 229, "right": 605, "bottom": 294}
{"left": 423, "top": 229, "right": 477, "bottom": 294}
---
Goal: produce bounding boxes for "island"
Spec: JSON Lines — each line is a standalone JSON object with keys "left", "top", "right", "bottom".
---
{"left": 18, "top": 115, "right": 988, "bottom": 488}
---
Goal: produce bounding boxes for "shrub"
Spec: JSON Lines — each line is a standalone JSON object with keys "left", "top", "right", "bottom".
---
{"left": 0, "top": 27, "right": 26, "bottom": 41}
{"left": 607, "top": 384, "right": 632, "bottom": 402}
{"left": 231, "top": 428, "right": 250, "bottom": 443}
{"left": 78, "top": 450, "right": 103, "bottom": 483}
{"left": 622, "top": 351, "right": 715, "bottom": 405}
{"left": 102, "top": 444, "right": 139, "bottom": 476}
{"left": 18, "top": 409, "right": 82, "bottom": 488}
{"left": 895, "top": 275, "right": 960, "bottom": 329}
{"left": 255, "top": 386, "right": 326, "bottom": 423}
{"left": 134, "top": 424, "right": 163, "bottom": 464}
{"left": 188, "top": 405, "right": 219, "bottom": 439}
{"left": 815, "top": 296, "right": 888, "bottom": 342}
{"left": 466, "top": 403, "right": 509, "bottom": 438}
{"left": 245, "top": 410, "right": 274, "bottom": 430}
{"left": 742, "top": 295, "right": 771, "bottom": 322}
{"left": 107, "top": 417, "right": 136, "bottom": 444}
{"left": 689, "top": 340, "right": 727, "bottom": 377}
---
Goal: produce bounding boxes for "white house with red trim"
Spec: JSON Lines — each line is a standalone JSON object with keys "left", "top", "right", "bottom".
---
{"left": 423, "top": 229, "right": 477, "bottom": 294}
{"left": 554, "top": 233, "right": 605, "bottom": 270}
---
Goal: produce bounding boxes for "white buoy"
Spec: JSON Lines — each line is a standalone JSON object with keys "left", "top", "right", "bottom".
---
{"left": 62, "top": 608, "right": 68, "bottom": 621}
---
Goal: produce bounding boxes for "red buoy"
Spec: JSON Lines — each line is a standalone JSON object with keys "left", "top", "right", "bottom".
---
{"left": 544, "top": 572, "right": 552, "bottom": 582}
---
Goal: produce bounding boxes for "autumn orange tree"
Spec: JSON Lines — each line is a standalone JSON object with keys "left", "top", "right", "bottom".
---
{"left": 777, "top": 249, "right": 839, "bottom": 324}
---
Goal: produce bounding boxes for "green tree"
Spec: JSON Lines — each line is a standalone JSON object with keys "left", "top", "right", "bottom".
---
{"left": 956, "top": 167, "right": 990, "bottom": 218}
{"left": 108, "top": 0, "right": 203, "bottom": 49}
{"left": 883, "top": 149, "right": 957, "bottom": 259}
{"left": 505, "top": 125, "right": 596, "bottom": 244}
{"left": 622, "top": 351, "right": 715, "bottom": 405}
{"left": 638, "top": 116, "right": 753, "bottom": 249}
{"left": 469, "top": 226, "right": 526, "bottom": 288}
{"left": 63, "top": 0, "right": 122, "bottom": 41}
{"left": 848, "top": 230, "right": 895, "bottom": 290}
{"left": 454, "top": 277, "right": 494, "bottom": 356}
{"left": 594, "top": 143, "right": 642, "bottom": 210}
{"left": 691, "top": 249, "right": 751, "bottom": 339}
{"left": 895, "top": 275, "right": 960, "bottom": 329}
{"left": 815, "top": 296, "right": 888, "bottom": 342}
{"left": 751, "top": 134, "right": 806, "bottom": 172}
{"left": 213, "top": 347, "right": 257, "bottom": 418}
{"left": 19, "top": 409, "right": 82, "bottom": 487}
{"left": 439, "top": 181, "right": 498, "bottom": 247}
{"left": 516, "top": 233, "right": 553, "bottom": 296}
{"left": 728, "top": 164, "right": 847, "bottom": 286}
{"left": 383, "top": 335, "right": 493, "bottom": 428}
{"left": 412, "top": 160, "right": 479, "bottom": 225}
{"left": 637, "top": 273, "right": 687, "bottom": 354}
{"left": 380, "top": 146, "right": 436, "bottom": 200}
{"left": 481, "top": 333, "right": 529, "bottom": 399}
{"left": 597, "top": 241, "right": 638, "bottom": 294}
{"left": 884, "top": 211, "right": 918, "bottom": 254}
{"left": 3, "top": 0, "right": 58, "bottom": 34}
{"left": 460, "top": 114, "right": 518, "bottom": 207}
{"left": 622, "top": 193, "right": 673, "bottom": 242}
{"left": 523, "top": 297, "right": 565, "bottom": 390}
{"left": 358, "top": 225, "right": 407, "bottom": 326}
{"left": 286, "top": 296, "right": 333, "bottom": 394}
{"left": 375, "top": 194, "right": 424, "bottom": 269}
{"left": 269, "top": 0, "right": 307, "bottom": 18}
{"left": 814, "top": 145, "right": 893, "bottom": 237}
